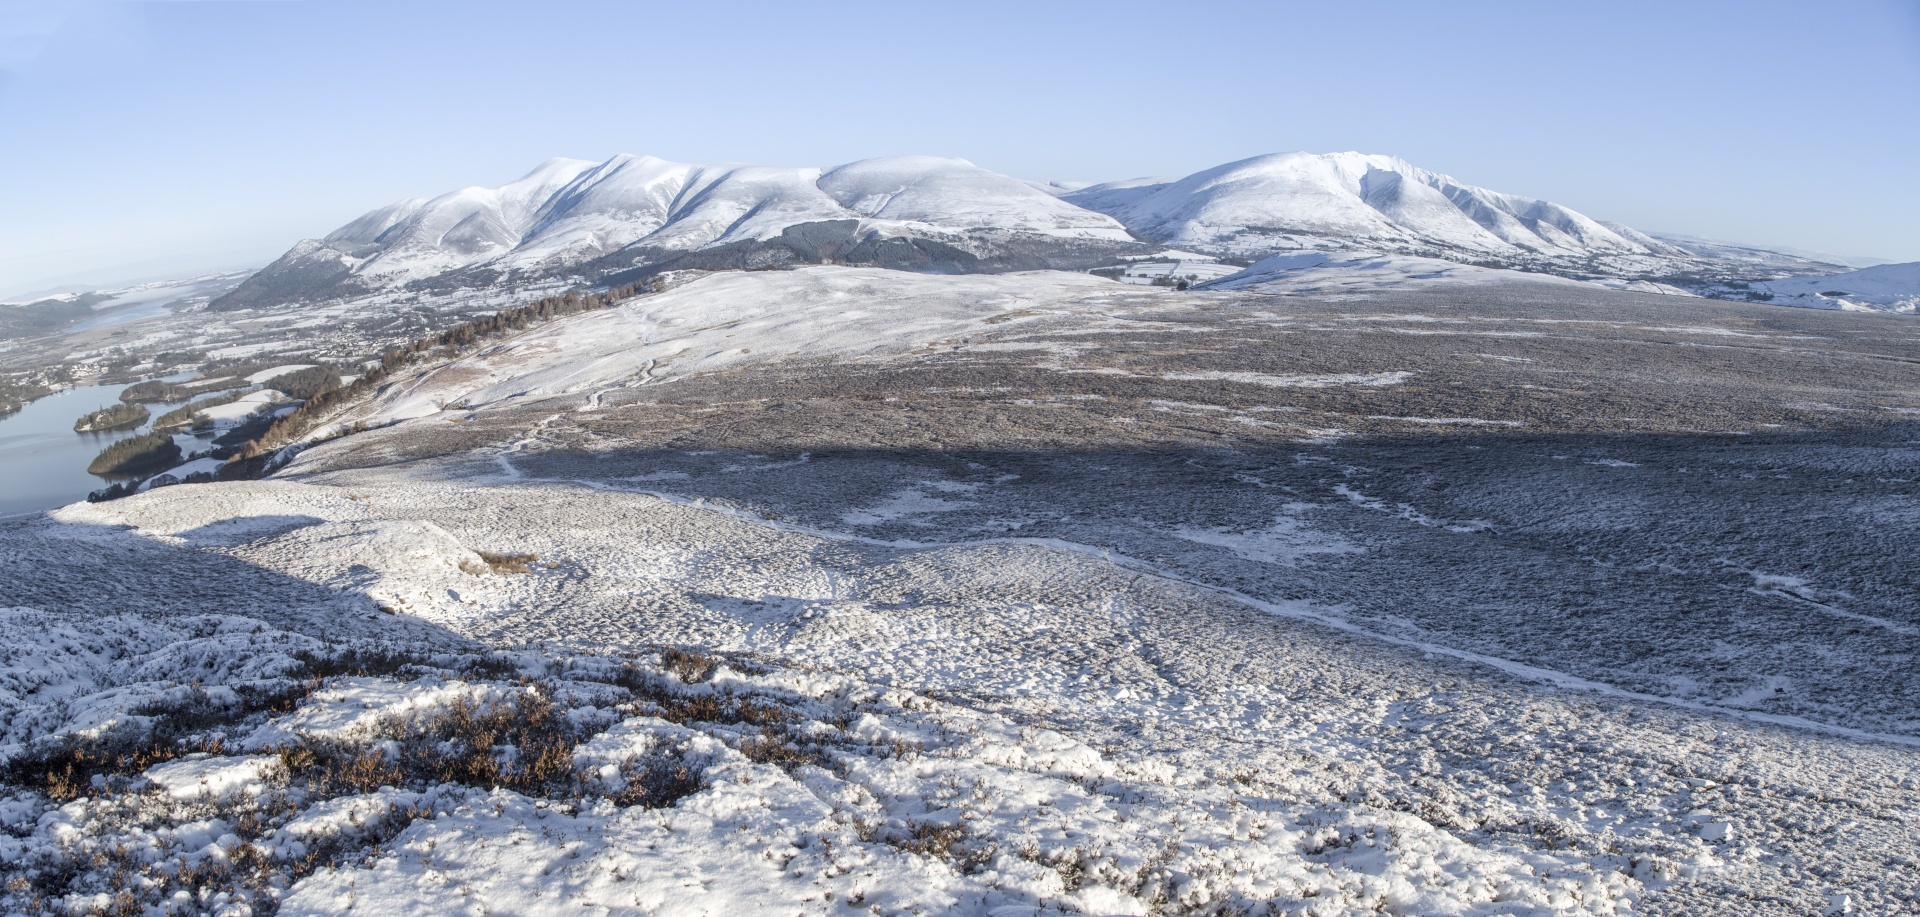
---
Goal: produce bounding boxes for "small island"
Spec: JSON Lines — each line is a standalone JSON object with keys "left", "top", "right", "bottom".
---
{"left": 73, "top": 403, "right": 150, "bottom": 433}
{"left": 86, "top": 432, "right": 182, "bottom": 476}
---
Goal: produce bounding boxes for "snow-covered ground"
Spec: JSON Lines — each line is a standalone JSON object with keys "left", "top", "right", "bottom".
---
{"left": 1200, "top": 252, "right": 1582, "bottom": 295}
{"left": 5, "top": 267, "right": 1919, "bottom": 915}
{"left": 6, "top": 460, "right": 1915, "bottom": 914}
{"left": 336, "top": 267, "right": 1150, "bottom": 425}
{"left": 244, "top": 365, "right": 317, "bottom": 385}
{"left": 1114, "top": 259, "right": 1244, "bottom": 286}
{"left": 0, "top": 601, "right": 1647, "bottom": 916}
{"left": 1198, "top": 252, "right": 1698, "bottom": 299}
{"left": 193, "top": 389, "right": 292, "bottom": 429}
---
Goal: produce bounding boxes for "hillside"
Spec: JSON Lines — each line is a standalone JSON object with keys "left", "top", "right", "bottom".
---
{"left": 8, "top": 267, "right": 1920, "bottom": 914}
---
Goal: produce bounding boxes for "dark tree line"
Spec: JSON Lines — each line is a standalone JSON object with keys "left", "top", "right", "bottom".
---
{"left": 87, "top": 432, "right": 181, "bottom": 476}
{"left": 262, "top": 365, "right": 342, "bottom": 400}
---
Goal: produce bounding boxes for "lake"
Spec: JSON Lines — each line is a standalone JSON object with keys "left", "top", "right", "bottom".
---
{"left": 0, "top": 381, "right": 204, "bottom": 518}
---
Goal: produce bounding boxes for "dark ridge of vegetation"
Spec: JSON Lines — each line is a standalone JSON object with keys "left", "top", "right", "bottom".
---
{"left": 72, "top": 402, "right": 149, "bottom": 432}
{"left": 85, "top": 432, "right": 180, "bottom": 476}
{"left": 234, "top": 284, "right": 644, "bottom": 460}
{"left": 262, "top": 365, "right": 341, "bottom": 399}
{"left": 286, "top": 647, "right": 518, "bottom": 680}
{"left": 118, "top": 375, "right": 242, "bottom": 404}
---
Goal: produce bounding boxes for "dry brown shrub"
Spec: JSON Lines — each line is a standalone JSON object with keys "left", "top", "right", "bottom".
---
{"left": 659, "top": 647, "right": 719, "bottom": 683}
{"left": 606, "top": 752, "right": 705, "bottom": 809}
{"left": 476, "top": 551, "right": 540, "bottom": 574}
{"left": 884, "top": 820, "right": 968, "bottom": 860}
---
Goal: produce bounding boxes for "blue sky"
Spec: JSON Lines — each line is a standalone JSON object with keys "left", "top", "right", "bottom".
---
{"left": 1, "top": 0, "right": 1915, "bottom": 296}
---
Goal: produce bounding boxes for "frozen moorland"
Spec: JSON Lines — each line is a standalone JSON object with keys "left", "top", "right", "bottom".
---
{"left": 4, "top": 267, "right": 1920, "bottom": 915}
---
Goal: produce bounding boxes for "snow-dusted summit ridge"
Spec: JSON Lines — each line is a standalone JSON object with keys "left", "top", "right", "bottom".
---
{"left": 213, "top": 149, "right": 1878, "bottom": 312}
{"left": 1065, "top": 152, "right": 1694, "bottom": 273}
{"left": 214, "top": 155, "right": 1139, "bottom": 309}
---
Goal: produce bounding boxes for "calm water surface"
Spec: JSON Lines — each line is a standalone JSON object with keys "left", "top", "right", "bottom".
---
{"left": 0, "top": 381, "right": 202, "bottom": 518}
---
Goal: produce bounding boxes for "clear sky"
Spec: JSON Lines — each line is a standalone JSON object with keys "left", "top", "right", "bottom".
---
{"left": 1, "top": 0, "right": 1915, "bottom": 296}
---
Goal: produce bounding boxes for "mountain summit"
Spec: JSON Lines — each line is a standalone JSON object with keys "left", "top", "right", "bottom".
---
{"left": 213, "top": 155, "right": 1142, "bottom": 310}
{"left": 1064, "top": 152, "right": 1694, "bottom": 275}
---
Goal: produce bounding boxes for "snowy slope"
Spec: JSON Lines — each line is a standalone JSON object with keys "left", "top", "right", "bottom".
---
{"left": 215, "top": 155, "right": 1137, "bottom": 309}
{"left": 1065, "top": 152, "right": 1694, "bottom": 274}
{"left": 1200, "top": 250, "right": 1696, "bottom": 298}
{"left": 349, "top": 267, "right": 1127, "bottom": 424}
{"left": 508, "top": 156, "right": 845, "bottom": 264}
{"left": 340, "top": 157, "right": 599, "bottom": 283}
{"left": 1757, "top": 261, "right": 1920, "bottom": 313}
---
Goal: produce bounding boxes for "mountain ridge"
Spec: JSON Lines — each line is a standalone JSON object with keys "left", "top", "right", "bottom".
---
{"left": 213, "top": 154, "right": 1144, "bottom": 310}
{"left": 1065, "top": 152, "right": 1703, "bottom": 274}
{"left": 213, "top": 150, "right": 1870, "bottom": 312}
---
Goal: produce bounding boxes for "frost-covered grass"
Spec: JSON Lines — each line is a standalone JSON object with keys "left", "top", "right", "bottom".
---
{"left": 12, "top": 466, "right": 1919, "bottom": 914}
{"left": 9, "top": 268, "right": 1920, "bottom": 915}
{"left": 0, "top": 627, "right": 1643, "bottom": 917}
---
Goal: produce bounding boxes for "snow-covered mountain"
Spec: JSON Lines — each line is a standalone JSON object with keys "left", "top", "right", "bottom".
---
{"left": 214, "top": 155, "right": 1144, "bottom": 310}
{"left": 1065, "top": 152, "right": 1724, "bottom": 278}
{"left": 1756, "top": 261, "right": 1920, "bottom": 313}
{"left": 213, "top": 149, "right": 1879, "bottom": 312}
